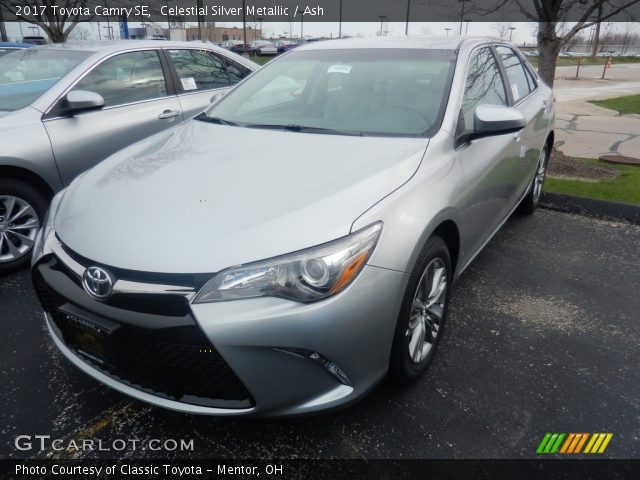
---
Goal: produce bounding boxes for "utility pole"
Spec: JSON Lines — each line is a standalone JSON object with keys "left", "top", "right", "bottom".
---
{"left": 242, "top": 0, "right": 247, "bottom": 52}
{"left": 197, "top": 0, "right": 204, "bottom": 40}
{"left": 0, "top": 8, "right": 8, "bottom": 42}
{"left": 338, "top": 0, "right": 343, "bottom": 38}
{"left": 459, "top": 0, "right": 469, "bottom": 35}
{"left": 405, "top": 0, "right": 411, "bottom": 35}
{"left": 300, "top": 10, "right": 304, "bottom": 40}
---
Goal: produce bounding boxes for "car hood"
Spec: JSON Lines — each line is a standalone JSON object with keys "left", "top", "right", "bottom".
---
{"left": 56, "top": 120, "right": 428, "bottom": 273}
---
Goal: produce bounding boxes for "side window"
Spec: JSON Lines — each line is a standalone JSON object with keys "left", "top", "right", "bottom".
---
{"left": 72, "top": 50, "right": 167, "bottom": 108}
{"left": 496, "top": 46, "right": 532, "bottom": 102}
{"left": 225, "top": 59, "right": 252, "bottom": 84}
{"left": 524, "top": 63, "right": 538, "bottom": 91}
{"left": 169, "top": 49, "right": 230, "bottom": 92}
{"left": 459, "top": 47, "right": 507, "bottom": 135}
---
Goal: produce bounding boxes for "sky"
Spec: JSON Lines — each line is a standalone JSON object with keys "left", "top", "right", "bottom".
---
{"left": 3, "top": 21, "right": 637, "bottom": 46}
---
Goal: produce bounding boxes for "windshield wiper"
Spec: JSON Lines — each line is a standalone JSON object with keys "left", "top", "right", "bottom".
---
{"left": 244, "top": 124, "right": 365, "bottom": 136}
{"left": 196, "top": 113, "right": 239, "bottom": 126}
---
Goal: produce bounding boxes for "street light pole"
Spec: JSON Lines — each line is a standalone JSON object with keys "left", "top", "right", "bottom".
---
{"left": 509, "top": 27, "right": 515, "bottom": 42}
{"left": 405, "top": 0, "right": 411, "bottom": 35}
{"left": 459, "top": 0, "right": 468, "bottom": 35}
{"left": 338, "top": 0, "right": 343, "bottom": 38}
{"left": 379, "top": 15, "right": 386, "bottom": 37}
{"left": 445, "top": 27, "right": 451, "bottom": 36}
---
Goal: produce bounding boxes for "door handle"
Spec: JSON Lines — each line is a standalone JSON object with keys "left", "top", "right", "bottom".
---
{"left": 158, "top": 110, "right": 181, "bottom": 120}
{"left": 542, "top": 99, "right": 549, "bottom": 112}
{"left": 513, "top": 130, "right": 522, "bottom": 141}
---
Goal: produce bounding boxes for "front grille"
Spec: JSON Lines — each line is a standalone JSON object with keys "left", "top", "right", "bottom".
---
{"left": 33, "top": 256, "right": 253, "bottom": 409}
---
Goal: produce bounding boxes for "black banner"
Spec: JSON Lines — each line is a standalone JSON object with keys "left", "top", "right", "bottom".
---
{"left": 1, "top": 459, "right": 640, "bottom": 480}
{"left": 1, "top": 0, "right": 640, "bottom": 23}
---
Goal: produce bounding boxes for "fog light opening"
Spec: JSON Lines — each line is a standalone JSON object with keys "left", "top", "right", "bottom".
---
{"left": 275, "top": 348, "right": 353, "bottom": 387}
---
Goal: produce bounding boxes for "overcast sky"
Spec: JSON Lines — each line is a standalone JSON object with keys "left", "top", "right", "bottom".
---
{"left": 4, "top": 21, "right": 637, "bottom": 46}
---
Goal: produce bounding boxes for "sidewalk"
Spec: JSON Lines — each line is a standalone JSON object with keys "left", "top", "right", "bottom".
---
{"left": 553, "top": 64, "right": 640, "bottom": 158}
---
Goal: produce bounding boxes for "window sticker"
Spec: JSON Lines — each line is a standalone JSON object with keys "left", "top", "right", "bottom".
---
{"left": 511, "top": 83, "right": 519, "bottom": 100}
{"left": 181, "top": 77, "right": 197, "bottom": 91}
{"left": 327, "top": 65, "right": 352, "bottom": 74}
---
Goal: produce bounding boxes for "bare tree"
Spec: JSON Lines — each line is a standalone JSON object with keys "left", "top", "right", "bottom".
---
{"left": 67, "top": 24, "right": 89, "bottom": 41}
{"left": 473, "top": 0, "right": 640, "bottom": 87}
{"left": 0, "top": 0, "right": 91, "bottom": 43}
{"left": 493, "top": 22, "right": 511, "bottom": 39}
{"left": 526, "top": 0, "right": 639, "bottom": 86}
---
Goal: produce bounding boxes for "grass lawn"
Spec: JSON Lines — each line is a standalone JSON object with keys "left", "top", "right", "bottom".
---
{"left": 249, "top": 56, "right": 274, "bottom": 66}
{"left": 590, "top": 94, "right": 640, "bottom": 115}
{"left": 545, "top": 157, "right": 640, "bottom": 205}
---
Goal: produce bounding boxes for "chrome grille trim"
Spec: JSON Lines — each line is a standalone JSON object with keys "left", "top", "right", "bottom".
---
{"left": 43, "top": 230, "right": 197, "bottom": 300}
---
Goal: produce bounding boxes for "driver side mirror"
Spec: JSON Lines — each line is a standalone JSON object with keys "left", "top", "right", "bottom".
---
{"left": 210, "top": 91, "right": 227, "bottom": 104}
{"left": 457, "top": 104, "right": 525, "bottom": 146}
{"left": 64, "top": 90, "right": 105, "bottom": 115}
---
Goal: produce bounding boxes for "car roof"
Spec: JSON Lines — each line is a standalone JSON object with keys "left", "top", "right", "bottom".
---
{"left": 34, "top": 40, "right": 225, "bottom": 53}
{"left": 296, "top": 35, "right": 503, "bottom": 51}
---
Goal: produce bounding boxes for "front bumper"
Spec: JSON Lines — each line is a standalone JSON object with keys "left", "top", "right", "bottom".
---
{"left": 33, "top": 233, "right": 408, "bottom": 416}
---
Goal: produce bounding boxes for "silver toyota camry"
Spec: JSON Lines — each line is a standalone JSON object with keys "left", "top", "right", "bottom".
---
{"left": 32, "top": 36, "right": 554, "bottom": 416}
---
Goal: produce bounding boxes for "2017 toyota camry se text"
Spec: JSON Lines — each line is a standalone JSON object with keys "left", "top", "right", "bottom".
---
{"left": 31, "top": 37, "right": 554, "bottom": 416}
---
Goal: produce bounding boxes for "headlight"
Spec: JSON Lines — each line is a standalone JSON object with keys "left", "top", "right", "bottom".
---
{"left": 193, "top": 222, "right": 382, "bottom": 304}
{"left": 32, "top": 189, "right": 65, "bottom": 264}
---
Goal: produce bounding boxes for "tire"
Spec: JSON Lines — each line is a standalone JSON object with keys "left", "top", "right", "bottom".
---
{"left": 0, "top": 178, "right": 48, "bottom": 275}
{"left": 389, "top": 236, "right": 452, "bottom": 384}
{"left": 519, "top": 142, "right": 550, "bottom": 215}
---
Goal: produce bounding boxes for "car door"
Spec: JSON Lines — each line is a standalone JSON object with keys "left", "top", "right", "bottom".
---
{"left": 494, "top": 45, "right": 546, "bottom": 202}
{"left": 456, "top": 46, "right": 522, "bottom": 257}
{"left": 43, "top": 49, "right": 183, "bottom": 185}
{"left": 165, "top": 48, "right": 252, "bottom": 120}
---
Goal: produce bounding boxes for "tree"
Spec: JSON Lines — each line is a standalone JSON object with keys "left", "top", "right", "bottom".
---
{"left": 0, "top": 0, "right": 90, "bottom": 43}
{"left": 525, "top": 0, "right": 639, "bottom": 86}
{"left": 473, "top": 0, "right": 640, "bottom": 87}
{"left": 67, "top": 24, "right": 89, "bottom": 41}
{"left": 493, "top": 22, "right": 512, "bottom": 40}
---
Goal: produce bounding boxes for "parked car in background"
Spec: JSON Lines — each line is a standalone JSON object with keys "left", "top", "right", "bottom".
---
{"left": 249, "top": 40, "right": 276, "bottom": 55}
{"left": 230, "top": 43, "right": 251, "bottom": 54}
{"left": 21, "top": 36, "right": 47, "bottom": 45}
{"left": 32, "top": 37, "right": 554, "bottom": 416}
{"left": 220, "top": 40, "right": 243, "bottom": 50}
{"left": 274, "top": 40, "right": 297, "bottom": 54}
{"left": 0, "top": 42, "right": 33, "bottom": 57}
{"left": 0, "top": 41, "right": 257, "bottom": 273}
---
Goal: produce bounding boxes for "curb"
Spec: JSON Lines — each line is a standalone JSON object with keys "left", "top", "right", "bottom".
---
{"left": 540, "top": 192, "right": 640, "bottom": 225}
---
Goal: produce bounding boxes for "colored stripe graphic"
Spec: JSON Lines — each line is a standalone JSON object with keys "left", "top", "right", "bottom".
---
{"left": 538, "top": 433, "right": 613, "bottom": 454}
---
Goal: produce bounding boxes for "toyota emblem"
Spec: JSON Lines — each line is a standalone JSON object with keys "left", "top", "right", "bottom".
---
{"left": 82, "top": 266, "right": 113, "bottom": 300}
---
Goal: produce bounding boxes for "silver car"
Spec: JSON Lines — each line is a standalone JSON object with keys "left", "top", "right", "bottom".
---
{"left": 0, "top": 41, "right": 257, "bottom": 273}
{"left": 32, "top": 37, "right": 554, "bottom": 416}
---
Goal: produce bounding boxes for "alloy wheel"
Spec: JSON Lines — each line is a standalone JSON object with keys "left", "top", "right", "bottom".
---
{"left": 533, "top": 147, "right": 548, "bottom": 205}
{"left": 0, "top": 195, "right": 41, "bottom": 263}
{"left": 406, "top": 257, "right": 447, "bottom": 364}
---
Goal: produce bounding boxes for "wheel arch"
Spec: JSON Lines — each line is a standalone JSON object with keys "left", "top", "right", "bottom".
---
{"left": 0, "top": 165, "right": 55, "bottom": 201}
{"left": 431, "top": 220, "right": 461, "bottom": 276}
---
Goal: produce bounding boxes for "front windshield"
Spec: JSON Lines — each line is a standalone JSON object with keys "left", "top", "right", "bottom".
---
{"left": 205, "top": 48, "right": 456, "bottom": 137}
{"left": 0, "top": 48, "right": 91, "bottom": 111}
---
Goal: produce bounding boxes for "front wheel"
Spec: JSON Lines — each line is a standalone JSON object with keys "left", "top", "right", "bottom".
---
{"left": 519, "top": 143, "right": 550, "bottom": 214}
{"left": 389, "top": 236, "right": 451, "bottom": 383}
{"left": 0, "top": 179, "right": 47, "bottom": 274}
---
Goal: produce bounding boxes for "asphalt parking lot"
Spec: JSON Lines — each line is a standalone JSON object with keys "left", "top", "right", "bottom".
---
{"left": 1, "top": 209, "right": 639, "bottom": 460}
